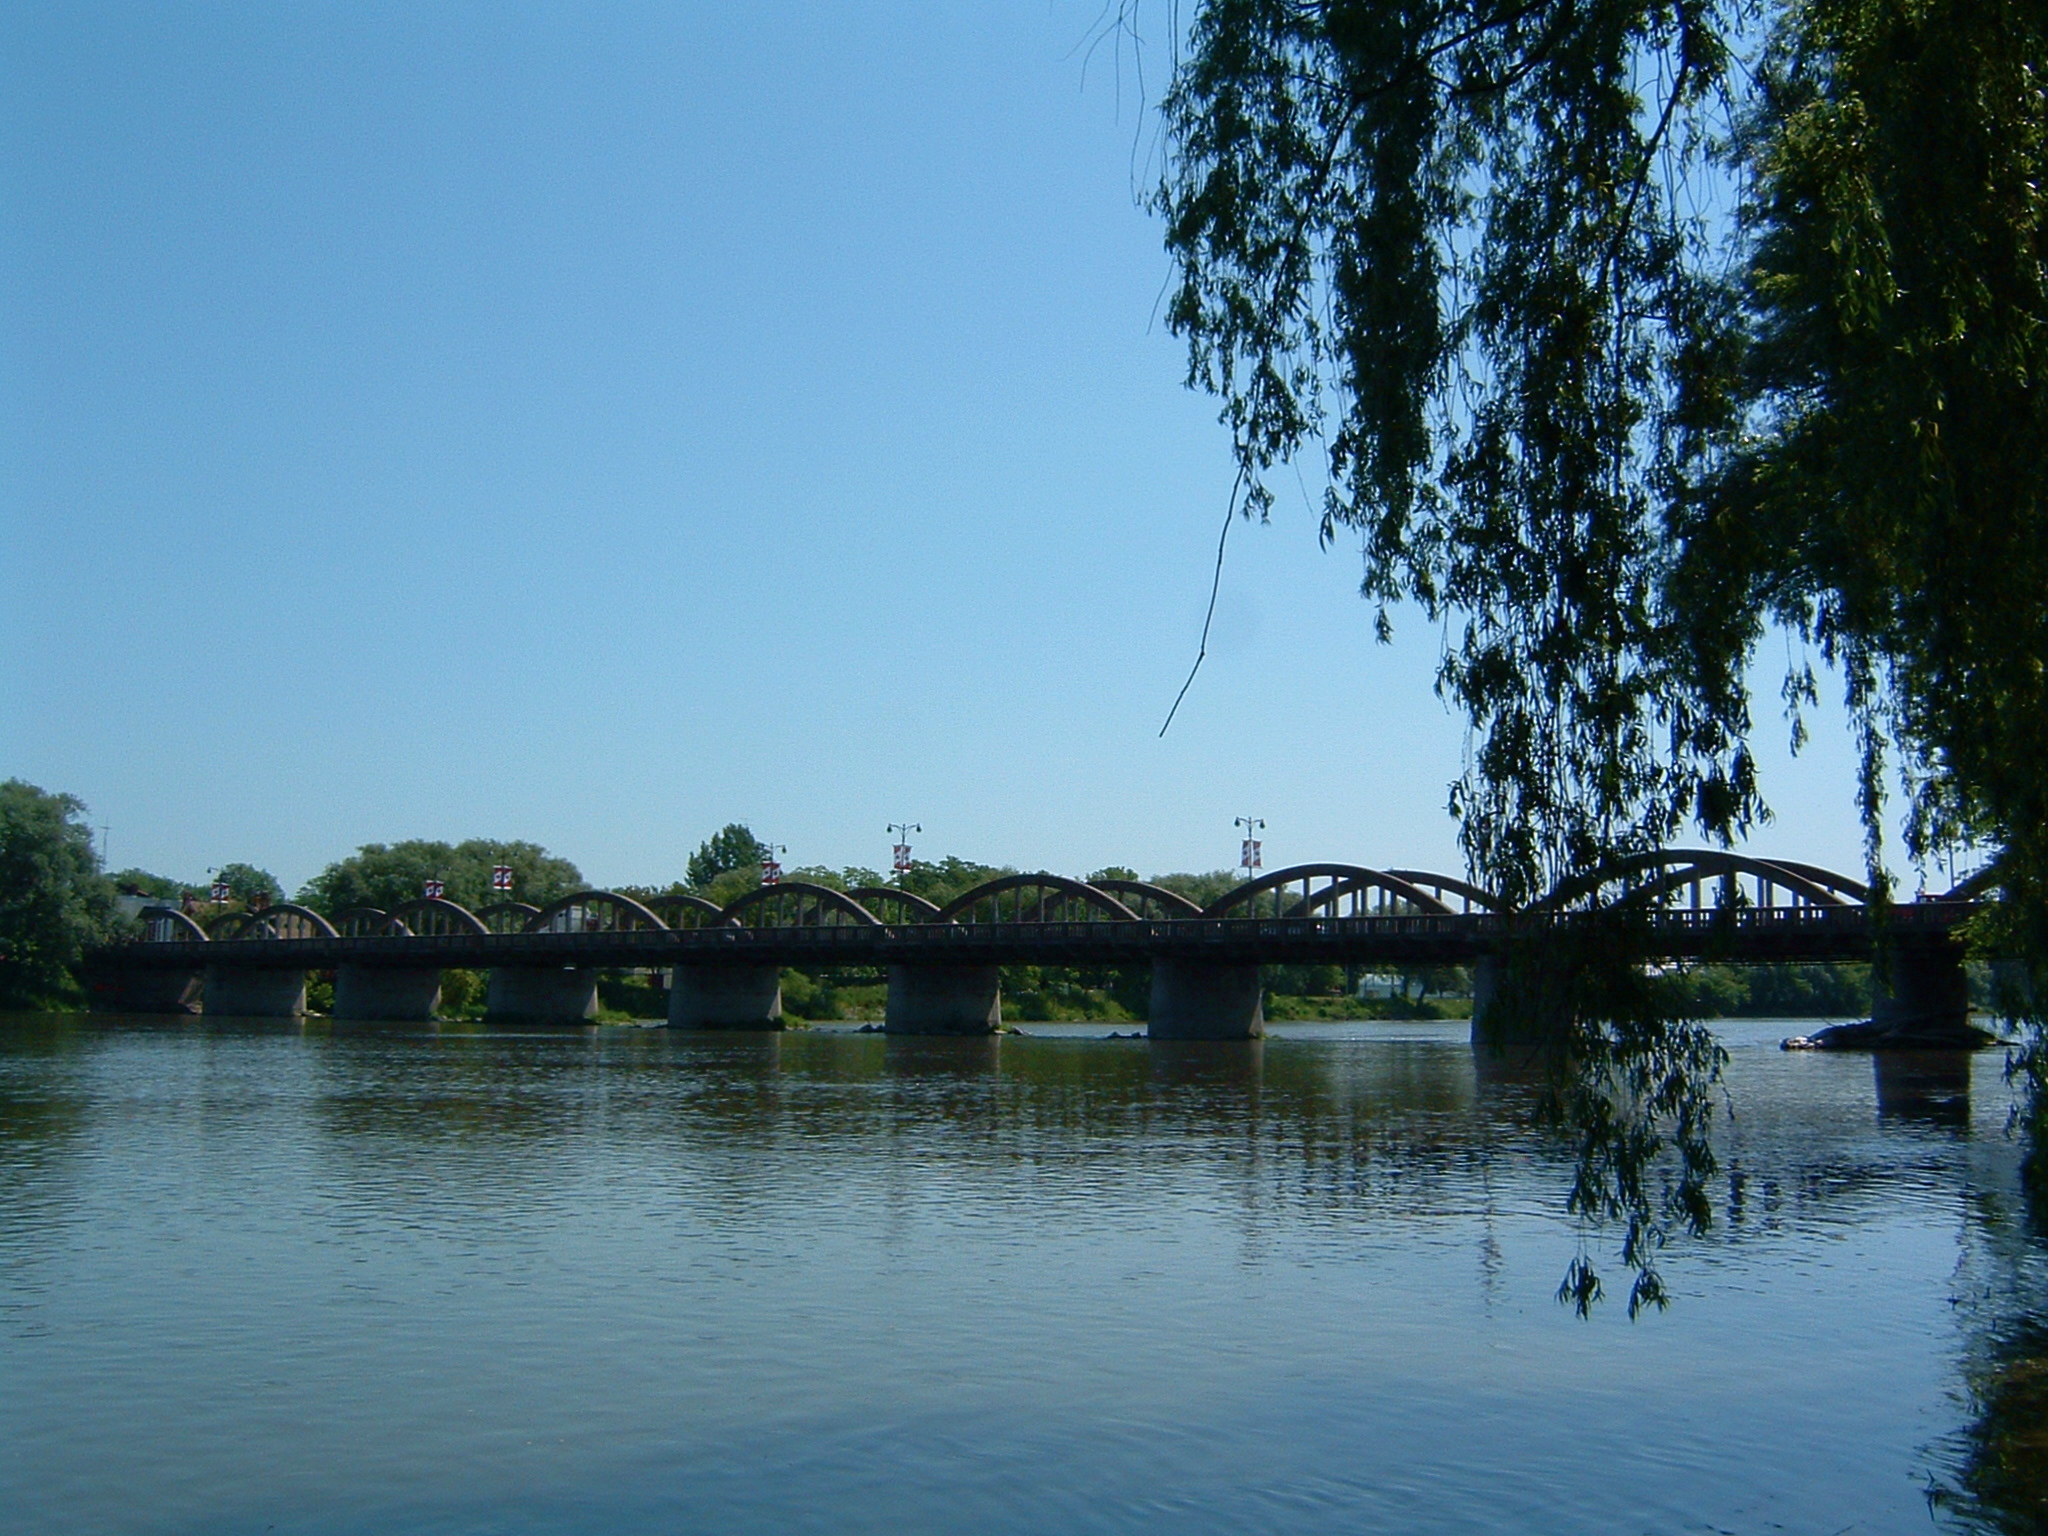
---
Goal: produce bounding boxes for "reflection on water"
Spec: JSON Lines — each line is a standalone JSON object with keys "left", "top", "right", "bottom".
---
{"left": 0, "top": 1014, "right": 2041, "bottom": 1533}
{"left": 1875, "top": 1050, "right": 1978, "bottom": 1128}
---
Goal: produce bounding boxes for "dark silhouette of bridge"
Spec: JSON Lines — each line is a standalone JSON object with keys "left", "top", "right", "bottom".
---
{"left": 86, "top": 851, "right": 1985, "bottom": 1039}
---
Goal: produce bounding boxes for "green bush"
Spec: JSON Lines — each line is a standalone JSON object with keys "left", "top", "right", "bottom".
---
{"left": 438, "top": 969, "right": 485, "bottom": 1017}
{"left": 780, "top": 969, "right": 841, "bottom": 1020}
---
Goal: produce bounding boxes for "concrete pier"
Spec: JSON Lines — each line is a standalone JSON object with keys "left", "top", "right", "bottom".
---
{"left": 334, "top": 964, "right": 443, "bottom": 1021}
{"left": 1466, "top": 955, "right": 1508, "bottom": 1051}
{"left": 670, "top": 963, "right": 784, "bottom": 1029}
{"left": 1146, "top": 959, "right": 1264, "bottom": 1040}
{"left": 1467, "top": 954, "right": 1583, "bottom": 1056}
{"left": 203, "top": 966, "right": 307, "bottom": 1018}
{"left": 89, "top": 968, "right": 203, "bottom": 1014}
{"left": 1872, "top": 945, "right": 1972, "bottom": 1037}
{"left": 485, "top": 966, "right": 598, "bottom": 1024}
{"left": 885, "top": 964, "right": 1001, "bottom": 1035}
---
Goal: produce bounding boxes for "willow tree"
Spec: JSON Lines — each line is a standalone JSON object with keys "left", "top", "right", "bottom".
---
{"left": 1726, "top": 0, "right": 2048, "bottom": 1020}
{"left": 1730, "top": 0, "right": 2048, "bottom": 1196}
{"left": 1148, "top": 0, "right": 2048, "bottom": 1293}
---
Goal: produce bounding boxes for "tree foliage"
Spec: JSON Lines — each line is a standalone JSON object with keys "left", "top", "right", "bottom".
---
{"left": 1147, "top": 0, "right": 2048, "bottom": 1296}
{"left": 297, "top": 839, "right": 582, "bottom": 915}
{"left": 0, "top": 780, "right": 116, "bottom": 1008}
{"left": 1728, "top": 0, "right": 2048, "bottom": 1192}
{"left": 109, "top": 868, "right": 192, "bottom": 900}
{"left": 889, "top": 856, "right": 1012, "bottom": 908}
{"left": 1155, "top": 0, "right": 1758, "bottom": 910}
{"left": 212, "top": 862, "right": 282, "bottom": 906}
{"left": 1151, "top": 0, "right": 2048, "bottom": 930}
{"left": 687, "top": 824, "right": 770, "bottom": 890}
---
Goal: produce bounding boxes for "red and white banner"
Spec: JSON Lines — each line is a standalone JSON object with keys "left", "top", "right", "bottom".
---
{"left": 423, "top": 879, "right": 445, "bottom": 900}
{"left": 892, "top": 844, "right": 913, "bottom": 874}
{"left": 760, "top": 858, "right": 782, "bottom": 886}
{"left": 490, "top": 864, "right": 513, "bottom": 892}
{"left": 1241, "top": 839, "right": 1262, "bottom": 870}
{"left": 210, "top": 880, "right": 231, "bottom": 903}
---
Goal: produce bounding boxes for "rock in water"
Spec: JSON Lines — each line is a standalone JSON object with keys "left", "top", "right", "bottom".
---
{"left": 1782, "top": 1017, "right": 1999, "bottom": 1051}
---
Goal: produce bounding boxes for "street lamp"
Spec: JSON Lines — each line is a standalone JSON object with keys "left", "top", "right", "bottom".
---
{"left": 1234, "top": 816, "right": 1265, "bottom": 872}
{"left": 888, "top": 822, "right": 922, "bottom": 882}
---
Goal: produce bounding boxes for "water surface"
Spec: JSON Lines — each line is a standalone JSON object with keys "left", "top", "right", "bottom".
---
{"left": 2, "top": 1014, "right": 2040, "bottom": 1533}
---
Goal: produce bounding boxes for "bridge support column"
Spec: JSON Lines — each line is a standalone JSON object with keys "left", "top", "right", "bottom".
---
{"left": 485, "top": 966, "right": 598, "bottom": 1024}
{"left": 670, "top": 963, "right": 784, "bottom": 1029}
{"left": 885, "top": 964, "right": 1001, "bottom": 1035}
{"left": 1146, "top": 959, "right": 1263, "bottom": 1040}
{"left": 203, "top": 966, "right": 307, "bottom": 1018}
{"left": 1467, "top": 954, "right": 1581, "bottom": 1055}
{"left": 89, "top": 967, "right": 203, "bottom": 1015}
{"left": 1467, "top": 955, "right": 1504, "bottom": 1050}
{"left": 1873, "top": 945, "right": 1973, "bottom": 1040}
{"left": 334, "top": 964, "right": 443, "bottom": 1021}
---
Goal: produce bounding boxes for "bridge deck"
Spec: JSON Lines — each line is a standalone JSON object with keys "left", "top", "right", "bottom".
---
{"left": 100, "top": 901, "right": 1972, "bottom": 972}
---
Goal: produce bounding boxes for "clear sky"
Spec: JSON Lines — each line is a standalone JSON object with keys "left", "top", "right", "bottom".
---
{"left": 2, "top": 2, "right": 1895, "bottom": 895}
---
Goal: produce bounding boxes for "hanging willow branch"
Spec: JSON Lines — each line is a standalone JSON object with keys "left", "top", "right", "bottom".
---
{"left": 1151, "top": 0, "right": 2048, "bottom": 1272}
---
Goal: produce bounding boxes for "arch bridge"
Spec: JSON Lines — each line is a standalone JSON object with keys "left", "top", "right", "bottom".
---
{"left": 89, "top": 853, "right": 1979, "bottom": 1040}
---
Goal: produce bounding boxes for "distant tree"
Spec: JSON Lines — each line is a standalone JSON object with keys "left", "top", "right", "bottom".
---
{"left": 892, "top": 856, "right": 1011, "bottom": 908}
{"left": 298, "top": 839, "right": 582, "bottom": 914}
{"left": 0, "top": 780, "right": 116, "bottom": 1008}
{"left": 1147, "top": 870, "right": 1244, "bottom": 911}
{"left": 108, "top": 868, "right": 191, "bottom": 900}
{"left": 688, "top": 824, "right": 769, "bottom": 890}
{"left": 698, "top": 867, "right": 763, "bottom": 910}
{"left": 213, "top": 863, "right": 282, "bottom": 906}
{"left": 1088, "top": 866, "right": 1139, "bottom": 884}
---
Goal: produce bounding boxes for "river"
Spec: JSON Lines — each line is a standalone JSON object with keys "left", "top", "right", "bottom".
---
{"left": 1, "top": 1014, "right": 2040, "bottom": 1533}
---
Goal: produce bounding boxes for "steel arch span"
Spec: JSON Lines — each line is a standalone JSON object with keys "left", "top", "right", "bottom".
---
{"left": 935, "top": 875, "right": 1139, "bottom": 925}
{"left": 846, "top": 888, "right": 943, "bottom": 924}
{"left": 1088, "top": 879, "right": 1204, "bottom": 919}
{"left": 476, "top": 902, "right": 541, "bottom": 934}
{"left": 646, "top": 893, "right": 731, "bottom": 930}
{"left": 382, "top": 898, "right": 490, "bottom": 937}
{"left": 720, "top": 883, "right": 881, "bottom": 928}
{"left": 208, "top": 904, "right": 338, "bottom": 941}
{"left": 1538, "top": 850, "right": 1871, "bottom": 913}
{"left": 526, "top": 891, "right": 666, "bottom": 933}
{"left": 1203, "top": 865, "right": 1456, "bottom": 920}
{"left": 1383, "top": 871, "right": 1502, "bottom": 913}
{"left": 137, "top": 906, "right": 209, "bottom": 943}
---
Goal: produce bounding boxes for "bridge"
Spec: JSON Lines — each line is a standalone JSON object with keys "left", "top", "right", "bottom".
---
{"left": 86, "top": 852, "right": 1985, "bottom": 1040}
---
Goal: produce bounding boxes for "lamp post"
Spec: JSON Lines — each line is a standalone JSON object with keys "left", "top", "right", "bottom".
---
{"left": 888, "top": 822, "right": 922, "bottom": 884}
{"left": 1234, "top": 816, "right": 1265, "bottom": 873}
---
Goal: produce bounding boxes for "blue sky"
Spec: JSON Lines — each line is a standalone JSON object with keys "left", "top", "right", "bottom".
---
{"left": 2, "top": 3, "right": 1891, "bottom": 894}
